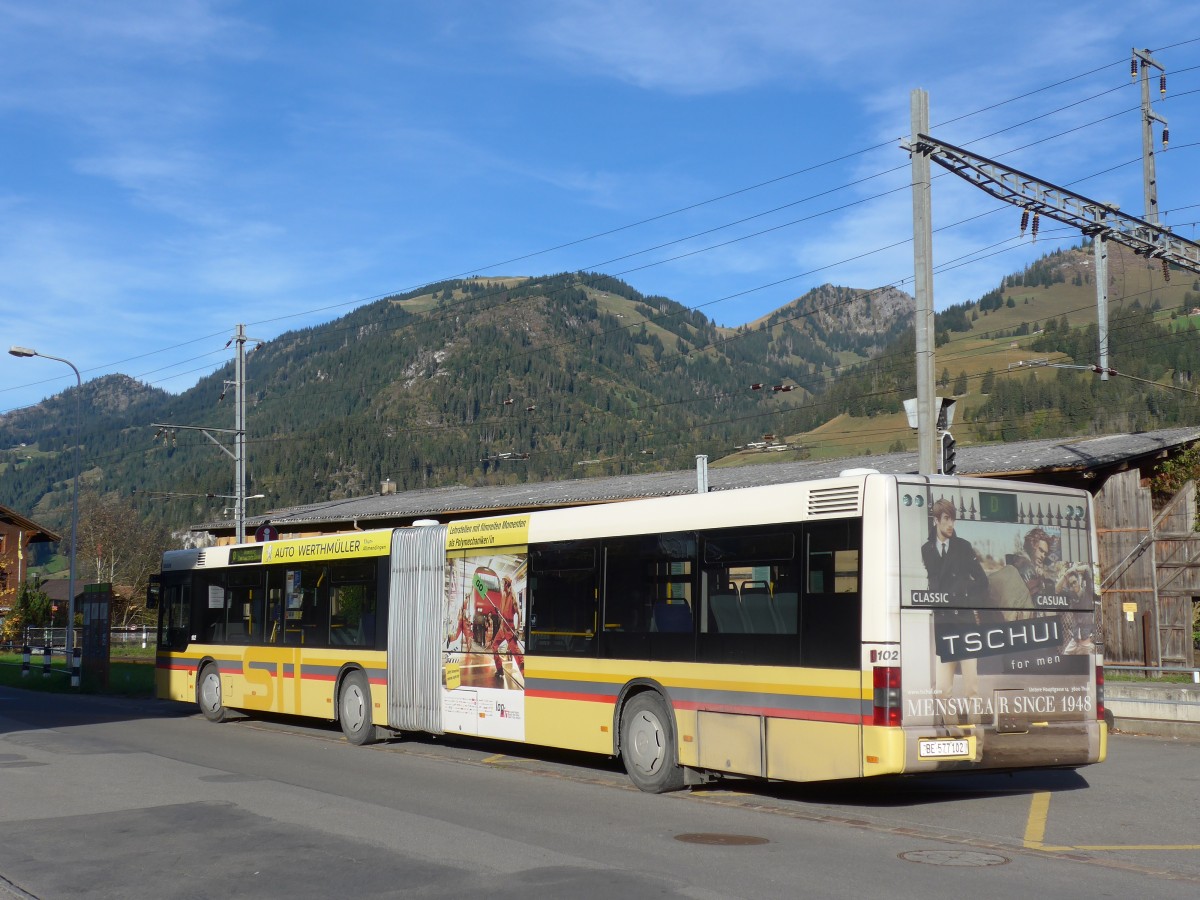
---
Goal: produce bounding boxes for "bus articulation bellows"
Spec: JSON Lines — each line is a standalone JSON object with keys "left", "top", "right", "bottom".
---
{"left": 152, "top": 472, "right": 1105, "bottom": 792}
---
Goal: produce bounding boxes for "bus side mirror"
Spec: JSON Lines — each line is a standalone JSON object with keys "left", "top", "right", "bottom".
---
{"left": 146, "top": 575, "right": 161, "bottom": 610}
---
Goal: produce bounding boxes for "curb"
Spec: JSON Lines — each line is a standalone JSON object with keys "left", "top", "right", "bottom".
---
{"left": 1105, "top": 682, "right": 1200, "bottom": 741}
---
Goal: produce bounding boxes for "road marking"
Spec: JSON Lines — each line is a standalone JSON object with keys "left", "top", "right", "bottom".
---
{"left": 1022, "top": 791, "right": 1054, "bottom": 849}
{"left": 1024, "top": 791, "right": 1200, "bottom": 852}
{"left": 482, "top": 753, "right": 507, "bottom": 764}
{"left": 1072, "top": 844, "right": 1200, "bottom": 850}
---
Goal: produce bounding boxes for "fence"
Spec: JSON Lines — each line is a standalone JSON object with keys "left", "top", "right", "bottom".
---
{"left": 1107, "top": 664, "right": 1200, "bottom": 683}
{"left": 16, "top": 627, "right": 79, "bottom": 650}
{"left": 15, "top": 627, "right": 155, "bottom": 649}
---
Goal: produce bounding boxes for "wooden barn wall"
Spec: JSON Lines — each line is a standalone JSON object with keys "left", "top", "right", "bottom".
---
{"left": 1096, "top": 469, "right": 1154, "bottom": 665}
{"left": 1152, "top": 479, "right": 1198, "bottom": 667}
{"left": 1096, "top": 469, "right": 1196, "bottom": 668}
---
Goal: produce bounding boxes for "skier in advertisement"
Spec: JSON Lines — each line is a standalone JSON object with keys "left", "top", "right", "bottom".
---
{"left": 489, "top": 575, "right": 525, "bottom": 685}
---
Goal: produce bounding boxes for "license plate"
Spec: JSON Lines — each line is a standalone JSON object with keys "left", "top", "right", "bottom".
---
{"left": 918, "top": 738, "right": 971, "bottom": 759}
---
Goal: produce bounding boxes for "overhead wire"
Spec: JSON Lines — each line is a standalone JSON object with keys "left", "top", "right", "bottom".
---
{"left": 125, "top": 224, "right": 1193, "bottom": 466}
{"left": 72, "top": 215, "right": 1200, "bottom": 479}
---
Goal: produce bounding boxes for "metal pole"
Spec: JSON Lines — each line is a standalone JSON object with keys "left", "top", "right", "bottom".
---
{"left": 9, "top": 347, "right": 81, "bottom": 656}
{"left": 235, "top": 324, "right": 246, "bottom": 543}
{"left": 69, "top": 363, "right": 80, "bottom": 655}
{"left": 1134, "top": 48, "right": 1165, "bottom": 227}
{"left": 1094, "top": 232, "right": 1109, "bottom": 381}
{"left": 910, "top": 89, "right": 937, "bottom": 475}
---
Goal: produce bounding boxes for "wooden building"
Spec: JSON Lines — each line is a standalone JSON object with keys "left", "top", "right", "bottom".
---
{"left": 0, "top": 505, "right": 61, "bottom": 621}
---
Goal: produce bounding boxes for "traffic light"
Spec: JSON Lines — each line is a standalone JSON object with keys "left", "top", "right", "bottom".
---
{"left": 939, "top": 431, "right": 957, "bottom": 476}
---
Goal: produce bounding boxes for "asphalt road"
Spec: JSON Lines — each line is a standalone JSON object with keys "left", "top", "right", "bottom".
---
{"left": 1, "top": 687, "right": 1197, "bottom": 899}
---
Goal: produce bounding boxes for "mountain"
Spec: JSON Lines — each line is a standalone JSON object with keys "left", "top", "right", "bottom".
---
{"left": 5, "top": 243, "right": 1200, "bottom": 541}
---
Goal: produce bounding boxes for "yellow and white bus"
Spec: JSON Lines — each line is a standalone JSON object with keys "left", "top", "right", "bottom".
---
{"left": 153, "top": 471, "right": 1105, "bottom": 792}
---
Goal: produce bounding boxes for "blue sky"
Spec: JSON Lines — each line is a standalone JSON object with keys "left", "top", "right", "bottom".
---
{"left": 3, "top": 1, "right": 1200, "bottom": 411}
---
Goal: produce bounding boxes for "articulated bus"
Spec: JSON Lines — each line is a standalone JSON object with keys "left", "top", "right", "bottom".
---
{"left": 153, "top": 472, "right": 1105, "bottom": 792}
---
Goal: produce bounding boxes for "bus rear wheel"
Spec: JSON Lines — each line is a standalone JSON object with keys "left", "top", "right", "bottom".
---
{"left": 196, "top": 663, "right": 228, "bottom": 723}
{"left": 620, "top": 692, "right": 686, "bottom": 793}
{"left": 338, "top": 670, "right": 379, "bottom": 745}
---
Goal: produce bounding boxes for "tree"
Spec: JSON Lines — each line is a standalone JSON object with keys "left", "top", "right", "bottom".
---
{"left": 952, "top": 371, "right": 969, "bottom": 395}
{"left": 981, "top": 368, "right": 996, "bottom": 394}
{"left": 1150, "top": 441, "right": 1200, "bottom": 506}
{"left": 0, "top": 577, "right": 51, "bottom": 642}
{"left": 76, "top": 490, "right": 173, "bottom": 628}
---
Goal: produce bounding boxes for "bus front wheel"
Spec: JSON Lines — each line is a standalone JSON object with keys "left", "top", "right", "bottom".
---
{"left": 196, "top": 663, "right": 228, "bottom": 723}
{"left": 338, "top": 670, "right": 379, "bottom": 745}
{"left": 620, "top": 692, "right": 685, "bottom": 793}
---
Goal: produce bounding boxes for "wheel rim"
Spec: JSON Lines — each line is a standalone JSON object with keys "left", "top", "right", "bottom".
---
{"left": 200, "top": 672, "right": 220, "bottom": 713}
{"left": 627, "top": 709, "right": 666, "bottom": 776}
{"left": 342, "top": 681, "right": 367, "bottom": 733}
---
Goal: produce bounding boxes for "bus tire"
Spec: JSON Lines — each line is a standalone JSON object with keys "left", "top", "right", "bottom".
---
{"left": 196, "top": 663, "right": 228, "bottom": 723}
{"left": 338, "top": 670, "right": 379, "bottom": 745}
{"left": 620, "top": 692, "right": 686, "bottom": 793}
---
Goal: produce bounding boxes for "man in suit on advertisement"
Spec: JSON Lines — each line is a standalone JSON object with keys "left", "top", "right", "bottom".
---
{"left": 921, "top": 498, "right": 988, "bottom": 602}
{"left": 922, "top": 498, "right": 988, "bottom": 703}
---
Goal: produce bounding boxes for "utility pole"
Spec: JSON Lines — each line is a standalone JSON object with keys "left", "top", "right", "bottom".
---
{"left": 232, "top": 324, "right": 250, "bottom": 543}
{"left": 1094, "top": 228, "right": 1110, "bottom": 381}
{"left": 1133, "top": 48, "right": 1168, "bottom": 226}
{"left": 907, "top": 89, "right": 938, "bottom": 476}
{"left": 152, "top": 324, "right": 263, "bottom": 543}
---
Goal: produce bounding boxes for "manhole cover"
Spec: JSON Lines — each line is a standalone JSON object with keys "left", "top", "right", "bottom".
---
{"left": 900, "top": 850, "right": 1009, "bottom": 867}
{"left": 675, "top": 833, "right": 769, "bottom": 846}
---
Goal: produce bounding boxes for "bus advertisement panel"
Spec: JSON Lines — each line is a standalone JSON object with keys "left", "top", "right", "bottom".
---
{"left": 442, "top": 550, "right": 528, "bottom": 742}
{"left": 897, "top": 482, "right": 1099, "bottom": 730}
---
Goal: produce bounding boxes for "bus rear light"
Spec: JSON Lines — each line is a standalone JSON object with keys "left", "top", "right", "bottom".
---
{"left": 1096, "top": 664, "right": 1105, "bottom": 721}
{"left": 872, "top": 666, "right": 901, "bottom": 727}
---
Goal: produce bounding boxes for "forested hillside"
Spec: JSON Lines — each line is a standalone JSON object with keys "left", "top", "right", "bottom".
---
{"left": 0, "top": 271, "right": 890, "bottom": 535}
{"left": 748, "top": 242, "right": 1200, "bottom": 462}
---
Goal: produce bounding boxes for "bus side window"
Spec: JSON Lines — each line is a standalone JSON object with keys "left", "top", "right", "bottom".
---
{"left": 304, "top": 567, "right": 331, "bottom": 646}
{"left": 199, "top": 577, "right": 229, "bottom": 644}
{"left": 601, "top": 533, "right": 695, "bottom": 662}
{"left": 801, "top": 519, "right": 862, "bottom": 669}
{"left": 698, "top": 527, "right": 799, "bottom": 665}
{"left": 330, "top": 580, "right": 375, "bottom": 647}
{"left": 527, "top": 541, "right": 598, "bottom": 656}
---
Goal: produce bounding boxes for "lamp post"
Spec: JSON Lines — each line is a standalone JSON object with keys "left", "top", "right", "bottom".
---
{"left": 10, "top": 346, "right": 81, "bottom": 658}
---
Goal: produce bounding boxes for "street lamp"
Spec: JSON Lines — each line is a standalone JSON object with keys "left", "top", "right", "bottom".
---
{"left": 10, "top": 345, "right": 81, "bottom": 658}
{"left": 207, "top": 492, "right": 265, "bottom": 532}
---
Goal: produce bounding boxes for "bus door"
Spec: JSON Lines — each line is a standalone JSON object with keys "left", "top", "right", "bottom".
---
{"left": 222, "top": 567, "right": 288, "bottom": 714}
{"left": 257, "top": 565, "right": 331, "bottom": 716}
{"left": 155, "top": 577, "right": 192, "bottom": 702}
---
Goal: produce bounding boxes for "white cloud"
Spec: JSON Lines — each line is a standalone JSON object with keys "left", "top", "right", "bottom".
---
{"left": 0, "top": 0, "right": 260, "bottom": 62}
{"left": 522, "top": 0, "right": 876, "bottom": 94}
